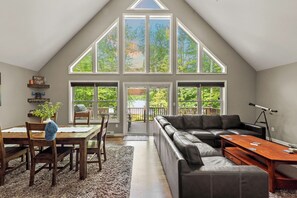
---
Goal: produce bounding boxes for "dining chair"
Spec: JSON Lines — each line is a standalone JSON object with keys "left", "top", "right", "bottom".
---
{"left": 0, "top": 128, "right": 29, "bottom": 186}
{"left": 26, "top": 122, "right": 73, "bottom": 186}
{"left": 73, "top": 111, "right": 90, "bottom": 125}
{"left": 75, "top": 114, "right": 109, "bottom": 171}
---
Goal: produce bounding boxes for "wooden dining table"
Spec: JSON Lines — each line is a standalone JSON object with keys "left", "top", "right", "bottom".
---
{"left": 2, "top": 125, "right": 100, "bottom": 180}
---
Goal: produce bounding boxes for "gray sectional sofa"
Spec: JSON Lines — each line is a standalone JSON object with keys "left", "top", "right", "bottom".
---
{"left": 154, "top": 115, "right": 268, "bottom": 198}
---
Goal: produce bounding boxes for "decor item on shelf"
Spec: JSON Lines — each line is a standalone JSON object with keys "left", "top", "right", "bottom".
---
{"left": 32, "top": 101, "right": 62, "bottom": 122}
{"left": 32, "top": 76, "right": 45, "bottom": 85}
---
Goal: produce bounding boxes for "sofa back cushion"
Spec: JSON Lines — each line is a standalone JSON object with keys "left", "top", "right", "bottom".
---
{"left": 158, "top": 118, "right": 171, "bottom": 128}
{"left": 221, "top": 115, "right": 241, "bottom": 129}
{"left": 164, "top": 125, "right": 178, "bottom": 139}
{"left": 202, "top": 115, "right": 222, "bottom": 129}
{"left": 183, "top": 115, "right": 203, "bottom": 129}
{"left": 163, "top": 115, "right": 184, "bottom": 129}
{"left": 173, "top": 132, "right": 204, "bottom": 166}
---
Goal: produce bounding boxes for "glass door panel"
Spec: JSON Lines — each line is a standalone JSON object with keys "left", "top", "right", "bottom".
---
{"left": 148, "top": 87, "right": 169, "bottom": 133}
{"left": 127, "top": 87, "right": 147, "bottom": 134}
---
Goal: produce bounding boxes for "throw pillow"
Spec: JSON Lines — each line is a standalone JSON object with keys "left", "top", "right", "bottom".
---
{"left": 45, "top": 121, "right": 58, "bottom": 141}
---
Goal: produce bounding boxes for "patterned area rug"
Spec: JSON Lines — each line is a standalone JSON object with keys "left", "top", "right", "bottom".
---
{"left": 270, "top": 190, "right": 297, "bottom": 197}
{"left": 0, "top": 145, "right": 134, "bottom": 198}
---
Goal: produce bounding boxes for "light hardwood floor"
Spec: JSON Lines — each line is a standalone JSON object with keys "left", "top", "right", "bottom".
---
{"left": 108, "top": 137, "right": 172, "bottom": 198}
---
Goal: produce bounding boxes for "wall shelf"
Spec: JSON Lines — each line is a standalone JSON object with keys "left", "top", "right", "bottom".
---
{"left": 27, "top": 98, "right": 50, "bottom": 103}
{"left": 27, "top": 84, "right": 50, "bottom": 89}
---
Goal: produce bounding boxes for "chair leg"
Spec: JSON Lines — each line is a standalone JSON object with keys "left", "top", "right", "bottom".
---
{"left": 29, "top": 161, "right": 35, "bottom": 186}
{"left": 70, "top": 150, "right": 73, "bottom": 171}
{"left": 98, "top": 152, "right": 102, "bottom": 171}
{"left": 25, "top": 151, "right": 30, "bottom": 170}
{"left": 103, "top": 143, "right": 107, "bottom": 161}
{"left": 0, "top": 162, "right": 6, "bottom": 186}
{"left": 52, "top": 163, "right": 57, "bottom": 186}
{"left": 75, "top": 150, "right": 79, "bottom": 171}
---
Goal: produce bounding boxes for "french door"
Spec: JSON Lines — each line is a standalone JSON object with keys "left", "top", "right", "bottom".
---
{"left": 124, "top": 83, "right": 171, "bottom": 135}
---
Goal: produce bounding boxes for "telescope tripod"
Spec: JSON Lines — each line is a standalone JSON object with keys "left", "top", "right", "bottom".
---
{"left": 254, "top": 110, "right": 272, "bottom": 141}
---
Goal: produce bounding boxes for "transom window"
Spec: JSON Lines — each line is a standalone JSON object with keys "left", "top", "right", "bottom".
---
{"left": 129, "top": 0, "right": 168, "bottom": 10}
{"left": 177, "top": 81, "right": 225, "bottom": 115}
{"left": 70, "top": 82, "right": 119, "bottom": 122}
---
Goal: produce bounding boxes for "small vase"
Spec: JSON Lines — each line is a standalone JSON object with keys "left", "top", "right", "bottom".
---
{"left": 43, "top": 118, "right": 51, "bottom": 123}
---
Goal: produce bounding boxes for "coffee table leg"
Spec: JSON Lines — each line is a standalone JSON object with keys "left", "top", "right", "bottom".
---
{"left": 267, "top": 160, "right": 276, "bottom": 192}
{"left": 79, "top": 140, "right": 87, "bottom": 180}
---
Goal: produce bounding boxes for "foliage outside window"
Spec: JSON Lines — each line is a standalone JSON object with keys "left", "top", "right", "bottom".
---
{"left": 97, "top": 24, "right": 119, "bottom": 73}
{"left": 124, "top": 15, "right": 171, "bottom": 73}
{"left": 202, "top": 48, "right": 225, "bottom": 73}
{"left": 72, "top": 82, "right": 119, "bottom": 122}
{"left": 177, "top": 84, "right": 223, "bottom": 115}
{"left": 177, "top": 24, "right": 198, "bottom": 73}
{"left": 72, "top": 48, "right": 93, "bottom": 73}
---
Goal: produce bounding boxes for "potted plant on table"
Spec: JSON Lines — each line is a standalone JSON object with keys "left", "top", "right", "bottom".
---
{"left": 32, "top": 101, "right": 62, "bottom": 123}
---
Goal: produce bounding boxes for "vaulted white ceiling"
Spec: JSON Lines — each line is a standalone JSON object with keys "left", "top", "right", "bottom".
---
{"left": 0, "top": 0, "right": 109, "bottom": 71}
{"left": 186, "top": 0, "right": 297, "bottom": 71}
{"left": 0, "top": 0, "right": 296, "bottom": 71}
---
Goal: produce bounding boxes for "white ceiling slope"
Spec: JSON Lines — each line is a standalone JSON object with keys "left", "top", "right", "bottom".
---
{"left": 186, "top": 0, "right": 297, "bottom": 71}
{"left": 0, "top": 0, "right": 109, "bottom": 71}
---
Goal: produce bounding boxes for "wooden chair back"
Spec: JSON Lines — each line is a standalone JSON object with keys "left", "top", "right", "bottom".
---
{"left": 98, "top": 114, "right": 109, "bottom": 140}
{"left": 25, "top": 122, "right": 57, "bottom": 159}
{"left": 73, "top": 111, "right": 90, "bottom": 125}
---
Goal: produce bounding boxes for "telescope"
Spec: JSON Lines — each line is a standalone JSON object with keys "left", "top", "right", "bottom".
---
{"left": 249, "top": 103, "right": 278, "bottom": 113}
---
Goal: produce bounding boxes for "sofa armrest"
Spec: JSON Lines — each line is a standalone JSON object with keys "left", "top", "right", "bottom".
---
{"left": 241, "top": 122, "right": 266, "bottom": 139}
{"left": 181, "top": 166, "right": 268, "bottom": 198}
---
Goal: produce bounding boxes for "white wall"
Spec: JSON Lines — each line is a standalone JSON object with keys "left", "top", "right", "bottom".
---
{"left": 256, "top": 62, "right": 297, "bottom": 143}
{"left": 0, "top": 62, "right": 36, "bottom": 128}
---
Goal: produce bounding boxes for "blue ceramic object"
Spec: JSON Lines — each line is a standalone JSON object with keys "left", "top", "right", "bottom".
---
{"left": 45, "top": 121, "right": 58, "bottom": 141}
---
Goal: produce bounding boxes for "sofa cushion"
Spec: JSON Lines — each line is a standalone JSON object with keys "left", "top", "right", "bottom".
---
{"left": 221, "top": 115, "right": 242, "bottom": 129}
{"left": 163, "top": 115, "right": 184, "bottom": 129}
{"left": 187, "top": 129, "right": 215, "bottom": 140}
{"left": 201, "top": 156, "right": 234, "bottom": 166}
{"left": 202, "top": 115, "right": 222, "bottom": 129}
{"left": 227, "top": 129, "right": 262, "bottom": 138}
{"left": 194, "top": 143, "right": 221, "bottom": 157}
{"left": 173, "top": 132, "right": 204, "bottom": 166}
{"left": 183, "top": 115, "right": 203, "bottom": 129}
{"left": 164, "top": 125, "right": 178, "bottom": 139}
{"left": 158, "top": 118, "right": 171, "bottom": 128}
{"left": 208, "top": 129, "right": 235, "bottom": 138}
{"left": 181, "top": 132, "right": 202, "bottom": 143}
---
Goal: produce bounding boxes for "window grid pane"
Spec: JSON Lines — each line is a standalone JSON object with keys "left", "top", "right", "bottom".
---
{"left": 124, "top": 17, "right": 146, "bottom": 73}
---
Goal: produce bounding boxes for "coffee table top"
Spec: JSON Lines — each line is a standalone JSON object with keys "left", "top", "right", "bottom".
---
{"left": 221, "top": 135, "right": 297, "bottom": 162}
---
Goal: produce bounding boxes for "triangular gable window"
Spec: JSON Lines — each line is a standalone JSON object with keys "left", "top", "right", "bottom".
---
{"left": 96, "top": 21, "right": 119, "bottom": 73}
{"left": 177, "top": 21, "right": 199, "bottom": 73}
{"left": 71, "top": 48, "right": 93, "bottom": 73}
{"left": 202, "top": 48, "right": 226, "bottom": 73}
{"left": 129, "top": 0, "right": 167, "bottom": 10}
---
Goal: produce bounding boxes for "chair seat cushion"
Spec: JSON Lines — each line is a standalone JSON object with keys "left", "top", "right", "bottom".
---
{"left": 186, "top": 129, "right": 215, "bottom": 140}
{"left": 181, "top": 132, "right": 202, "bottom": 143}
{"left": 3, "top": 147, "right": 28, "bottom": 160}
{"left": 35, "top": 147, "right": 72, "bottom": 161}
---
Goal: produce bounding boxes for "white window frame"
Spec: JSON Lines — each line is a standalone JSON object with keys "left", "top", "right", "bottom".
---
{"left": 68, "top": 80, "right": 120, "bottom": 123}
{"left": 176, "top": 18, "right": 227, "bottom": 75}
{"left": 68, "top": 19, "right": 119, "bottom": 74}
{"left": 128, "top": 0, "right": 168, "bottom": 10}
{"left": 123, "top": 13, "right": 173, "bottom": 74}
{"left": 176, "top": 80, "right": 227, "bottom": 115}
